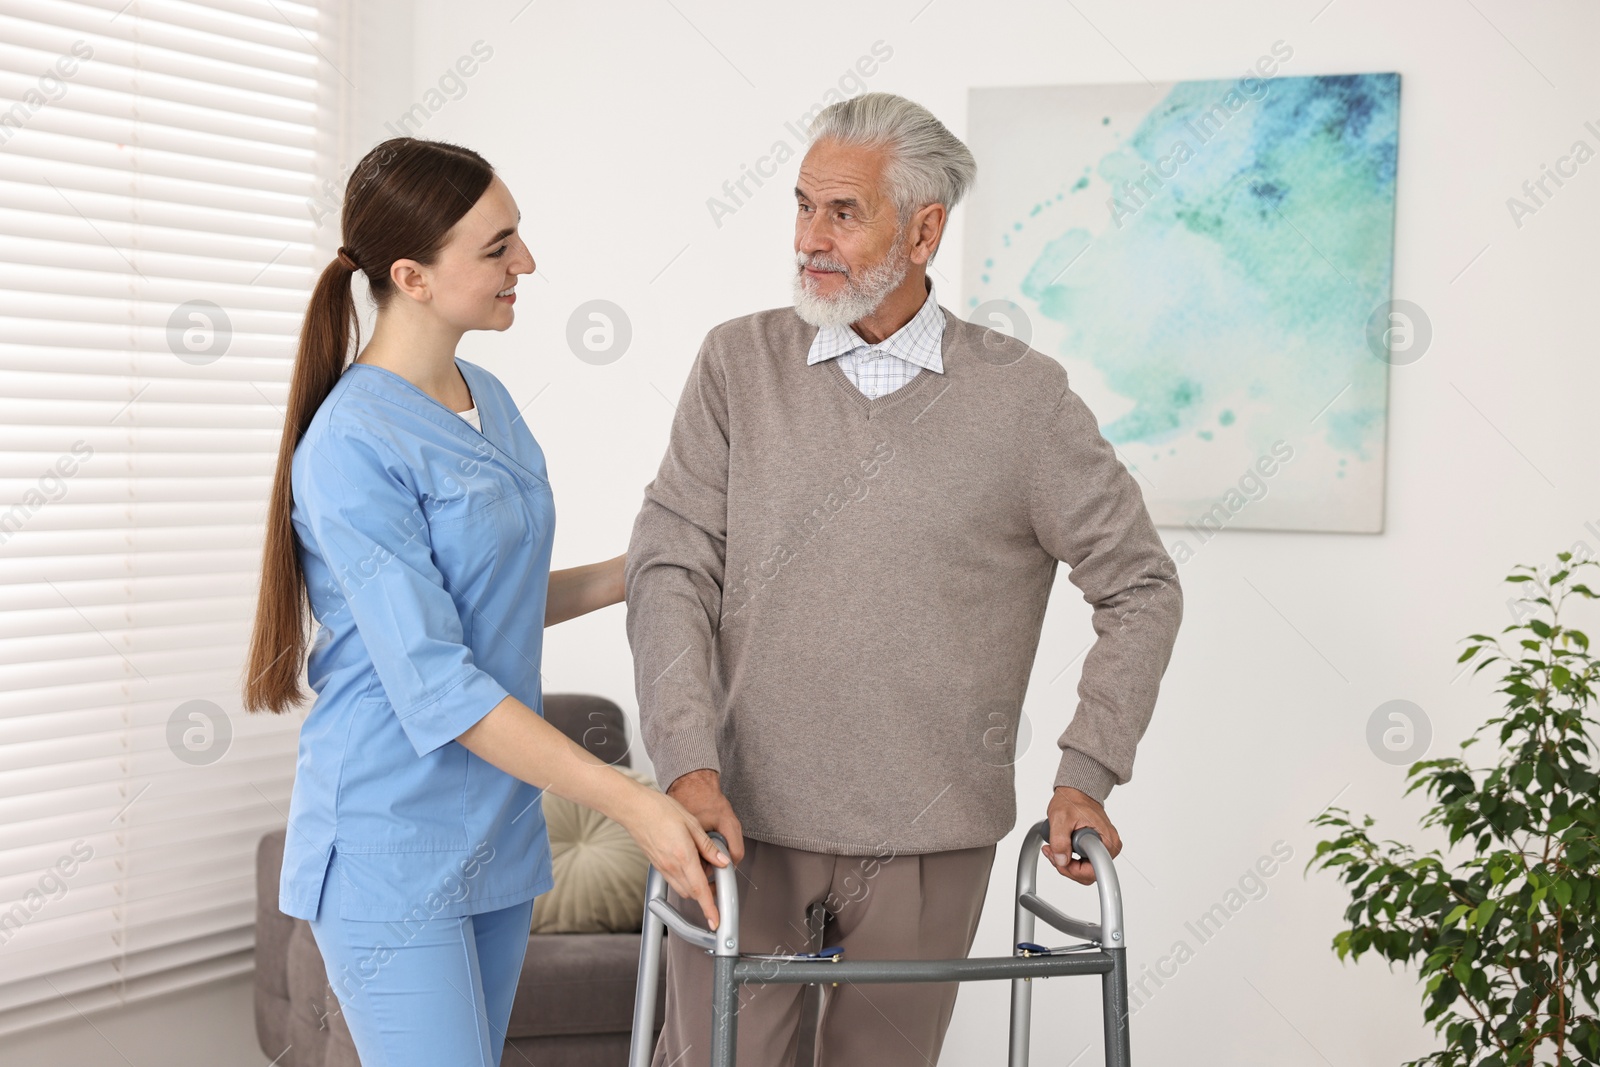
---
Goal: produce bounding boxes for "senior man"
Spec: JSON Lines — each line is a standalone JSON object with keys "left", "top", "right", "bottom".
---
{"left": 625, "top": 91, "right": 1183, "bottom": 1066}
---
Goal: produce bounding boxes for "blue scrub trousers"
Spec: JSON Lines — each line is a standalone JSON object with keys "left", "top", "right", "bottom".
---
{"left": 307, "top": 847, "right": 536, "bottom": 1067}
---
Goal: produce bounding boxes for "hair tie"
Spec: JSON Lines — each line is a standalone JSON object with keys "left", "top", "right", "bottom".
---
{"left": 335, "top": 246, "right": 359, "bottom": 272}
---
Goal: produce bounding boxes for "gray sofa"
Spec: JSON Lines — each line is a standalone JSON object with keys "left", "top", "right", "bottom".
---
{"left": 253, "top": 694, "right": 664, "bottom": 1066}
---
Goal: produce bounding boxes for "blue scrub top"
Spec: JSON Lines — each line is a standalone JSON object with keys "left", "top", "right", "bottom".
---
{"left": 277, "top": 357, "right": 556, "bottom": 922}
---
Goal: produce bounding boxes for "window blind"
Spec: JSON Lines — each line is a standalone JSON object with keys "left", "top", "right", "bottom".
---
{"left": 0, "top": 0, "right": 334, "bottom": 1037}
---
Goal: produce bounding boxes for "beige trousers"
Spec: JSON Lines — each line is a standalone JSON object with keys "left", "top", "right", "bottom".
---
{"left": 651, "top": 836, "right": 997, "bottom": 1067}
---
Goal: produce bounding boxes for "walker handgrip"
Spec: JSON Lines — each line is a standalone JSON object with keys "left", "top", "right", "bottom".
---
{"left": 1068, "top": 826, "right": 1125, "bottom": 946}
{"left": 642, "top": 830, "right": 740, "bottom": 953}
{"left": 1017, "top": 820, "right": 1125, "bottom": 947}
{"left": 706, "top": 831, "right": 740, "bottom": 957}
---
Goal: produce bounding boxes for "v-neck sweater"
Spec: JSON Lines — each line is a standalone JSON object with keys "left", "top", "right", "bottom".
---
{"left": 624, "top": 304, "right": 1184, "bottom": 855}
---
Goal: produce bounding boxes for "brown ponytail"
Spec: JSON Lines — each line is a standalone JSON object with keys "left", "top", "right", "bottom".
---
{"left": 244, "top": 138, "right": 495, "bottom": 713}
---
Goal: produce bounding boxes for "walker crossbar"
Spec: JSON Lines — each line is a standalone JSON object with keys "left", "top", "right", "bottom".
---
{"left": 731, "top": 952, "right": 1114, "bottom": 982}
{"left": 628, "top": 821, "right": 1131, "bottom": 1067}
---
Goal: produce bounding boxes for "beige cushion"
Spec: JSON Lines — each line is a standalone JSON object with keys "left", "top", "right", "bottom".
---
{"left": 531, "top": 767, "right": 657, "bottom": 934}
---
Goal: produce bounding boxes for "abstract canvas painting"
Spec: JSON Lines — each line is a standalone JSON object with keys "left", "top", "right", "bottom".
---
{"left": 962, "top": 69, "right": 1401, "bottom": 537}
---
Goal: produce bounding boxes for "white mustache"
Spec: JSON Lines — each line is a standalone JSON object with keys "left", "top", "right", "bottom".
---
{"left": 797, "top": 253, "right": 848, "bottom": 275}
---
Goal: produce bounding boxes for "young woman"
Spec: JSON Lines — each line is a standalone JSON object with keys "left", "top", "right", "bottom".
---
{"left": 243, "top": 137, "right": 723, "bottom": 1066}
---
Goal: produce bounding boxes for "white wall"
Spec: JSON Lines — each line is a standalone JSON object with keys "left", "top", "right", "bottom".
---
{"left": 397, "top": 1, "right": 1600, "bottom": 1061}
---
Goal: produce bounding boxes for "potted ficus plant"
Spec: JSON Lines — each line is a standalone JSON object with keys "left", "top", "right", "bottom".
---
{"left": 1309, "top": 551, "right": 1599, "bottom": 1066}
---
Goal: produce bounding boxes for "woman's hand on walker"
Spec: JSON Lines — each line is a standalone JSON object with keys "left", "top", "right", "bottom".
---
{"left": 622, "top": 786, "right": 728, "bottom": 929}
{"left": 454, "top": 700, "right": 724, "bottom": 922}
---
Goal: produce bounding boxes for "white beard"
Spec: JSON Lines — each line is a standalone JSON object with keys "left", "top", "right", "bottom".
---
{"left": 791, "top": 243, "right": 910, "bottom": 328}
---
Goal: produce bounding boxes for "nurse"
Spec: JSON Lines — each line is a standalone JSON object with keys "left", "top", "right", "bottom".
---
{"left": 242, "top": 137, "right": 724, "bottom": 1067}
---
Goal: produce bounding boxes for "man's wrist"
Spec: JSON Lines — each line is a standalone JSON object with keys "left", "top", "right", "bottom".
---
{"left": 668, "top": 767, "right": 720, "bottom": 795}
{"left": 1054, "top": 748, "right": 1117, "bottom": 803}
{"left": 1053, "top": 782, "right": 1112, "bottom": 807}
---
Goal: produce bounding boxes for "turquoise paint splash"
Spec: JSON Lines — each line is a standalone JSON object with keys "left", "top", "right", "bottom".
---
{"left": 1015, "top": 73, "right": 1398, "bottom": 457}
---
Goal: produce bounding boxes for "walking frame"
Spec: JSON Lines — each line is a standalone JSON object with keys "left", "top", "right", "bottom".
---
{"left": 628, "top": 819, "right": 1131, "bottom": 1066}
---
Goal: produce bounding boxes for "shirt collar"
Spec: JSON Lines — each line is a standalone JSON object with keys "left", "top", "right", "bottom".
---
{"left": 806, "top": 279, "right": 945, "bottom": 374}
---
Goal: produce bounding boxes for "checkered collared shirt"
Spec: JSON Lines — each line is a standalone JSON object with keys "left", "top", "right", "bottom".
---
{"left": 805, "top": 281, "right": 945, "bottom": 399}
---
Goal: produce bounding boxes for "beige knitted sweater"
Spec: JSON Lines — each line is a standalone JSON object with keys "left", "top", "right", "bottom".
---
{"left": 624, "top": 305, "right": 1183, "bottom": 855}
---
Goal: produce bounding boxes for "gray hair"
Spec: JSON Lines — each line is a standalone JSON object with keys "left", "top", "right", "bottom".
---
{"left": 807, "top": 92, "right": 977, "bottom": 227}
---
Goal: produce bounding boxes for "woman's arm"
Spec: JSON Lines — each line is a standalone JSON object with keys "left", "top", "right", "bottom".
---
{"left": 545, "top": 553, "right": 625, "bottom": 626}
{"left": 455, "top": 694, "right": 726, "bottom": 926}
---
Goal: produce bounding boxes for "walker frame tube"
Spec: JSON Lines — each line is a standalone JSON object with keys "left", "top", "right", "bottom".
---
{"left": 628, "top": 821, "right": 1130, "bottom": 1067}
